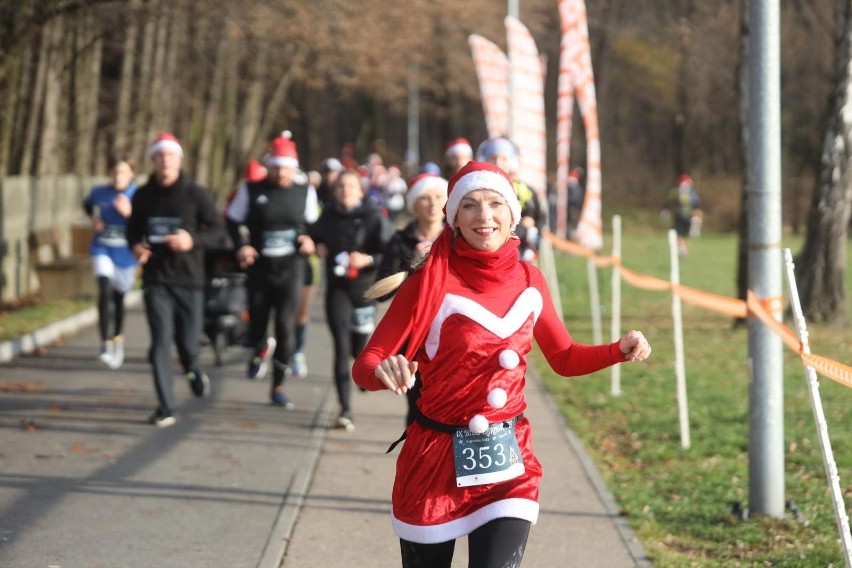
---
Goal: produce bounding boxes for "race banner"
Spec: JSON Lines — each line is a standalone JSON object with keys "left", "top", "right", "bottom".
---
{"left": 557, "top": 0, "right": 602, "bottom": 249}
{"left": 506, "top": 16, "right": 548, "bottom": 199}
{"left": 468, "top": 35, "right": 510, "bottom": 139}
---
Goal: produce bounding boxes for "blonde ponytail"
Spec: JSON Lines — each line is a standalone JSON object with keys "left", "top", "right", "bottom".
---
{"left": 364, "top": 271, "right": 409, "bottom": 300}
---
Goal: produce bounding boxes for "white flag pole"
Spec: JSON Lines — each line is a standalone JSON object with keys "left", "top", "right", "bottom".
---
{"left": 668, "top": 229, "right": 690, "bottom": 449}
{"left": 784, "top": 248, "right": 852, "bottom": 567}
{"left": 610, "top": 215, "right": 622, "bottom": 396}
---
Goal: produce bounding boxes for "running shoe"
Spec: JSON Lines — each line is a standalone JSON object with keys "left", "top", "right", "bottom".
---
{"left": 270, "top": 387, "right": 295, "bottom": 409}
{"left": 335, "top": 411, "right": 355, "bottom": 432}
{"left": 148, "top": 408, "right": 176, "bottom": 428}
{"left": 107, "top": 336, "right": 125, "bottom": 369}
{"left": 292, "top": 351, "right": 308, "bottom": 378}
{"left": 248, "top": 337, "right": 277, "bottom": 380}
{"left": 98, "top": 340, "right": 114, "bottom": 366}
{"left": 187, "top": 369, "right": 211, "bottom": 397}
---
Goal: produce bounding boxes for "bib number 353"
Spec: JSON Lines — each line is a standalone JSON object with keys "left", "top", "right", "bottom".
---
{"left": 452, "top": 420, "right": 525, "bottom": 487}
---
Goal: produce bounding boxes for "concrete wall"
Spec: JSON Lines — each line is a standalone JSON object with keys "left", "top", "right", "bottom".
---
{"left": 0, "top": 175, "right": 108, "bottom": 303}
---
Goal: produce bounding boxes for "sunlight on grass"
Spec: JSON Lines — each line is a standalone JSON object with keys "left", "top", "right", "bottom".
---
{"left": 536, "top": 227, "right": 852, "bottom": 567}
{"left": 0, "top": 298, "right": 94, "bottom": 340}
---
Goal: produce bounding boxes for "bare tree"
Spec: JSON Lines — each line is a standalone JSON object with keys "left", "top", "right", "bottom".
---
{"left": 794, "top": 0, "right": 852, "bottom": 323}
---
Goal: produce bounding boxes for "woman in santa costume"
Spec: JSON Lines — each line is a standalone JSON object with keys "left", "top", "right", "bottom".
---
{"left": 353, "top": 161, "right": 651, "bottom": 567}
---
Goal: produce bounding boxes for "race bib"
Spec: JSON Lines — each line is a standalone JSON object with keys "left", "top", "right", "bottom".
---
{"left": 99, "top": 224, "right": 128, "bottom": 247}
{"left": 453, "top": 419, "right": 525, "bottom": 487}
{"left": 261, "top": 229, "right": 297, "bottom": 257}
{"left": 351, "top": 305, "right": 376, "bottom": 334}
{"left": 147, "top": 217, "right": 182, "bottom": 244}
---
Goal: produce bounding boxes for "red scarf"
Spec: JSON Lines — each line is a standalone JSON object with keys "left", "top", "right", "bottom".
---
{"left": 403, "top": 226, "right": 520, "bottom": 360}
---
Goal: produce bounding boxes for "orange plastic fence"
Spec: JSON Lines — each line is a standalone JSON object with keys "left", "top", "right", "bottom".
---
{"left": 544, "top": 231, "right": 851, "bottom": 389}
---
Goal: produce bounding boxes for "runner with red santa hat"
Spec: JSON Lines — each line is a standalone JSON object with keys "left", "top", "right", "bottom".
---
{"left": 354, "top": 160, "right": 652, "bottom": 567}
{"left": 126, "top": 132, "right": 224, "bottom": 427}
{"left": 225, "top": 131, "right": 318, "bottom": 409}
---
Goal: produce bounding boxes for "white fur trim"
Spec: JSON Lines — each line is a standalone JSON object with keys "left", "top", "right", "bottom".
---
{"left": 147, "top": 139, "right": 183, "bottom": 159}
{"left": 406, "top": 177, "right": 448, "bottom": 214}
{"left": 425, "top": 288, "right": 543, "bottom": 359}
{"left": 445, "top": 170, "right": 521, "bottom": 229}
{"left": 263, "top": 154, "right": 299, "bottom": 169}
{"left": 444, "top": 141, "right": 473, "bottom": 158}
{"left": 392, "top": 498, "right": 539, "bottom": 544}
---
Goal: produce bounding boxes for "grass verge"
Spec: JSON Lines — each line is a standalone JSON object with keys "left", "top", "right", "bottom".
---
{"left": 534, "top": 219, "right": 851, "bottom": 567}
{"left": 0, "top": 297, "right": 95, "bottom": 341}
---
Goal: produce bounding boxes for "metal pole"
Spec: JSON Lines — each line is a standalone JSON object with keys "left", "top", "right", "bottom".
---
{"left": 404, "top": 64, "right": 420, "bottom": 179}
{"left": 747, "top": 0, "right": 785, "bottom": 518}
{"left": 784, "top": 249, "right": 852, "bottom": 566}
{"left": 668, "top": 230, "right": 690, "bottom": 450}
{"left": 610, "top": 215, "right": 622, "bottom": 396}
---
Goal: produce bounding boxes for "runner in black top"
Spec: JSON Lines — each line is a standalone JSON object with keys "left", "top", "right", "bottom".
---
{"left": 126, "top": 132, "right": 224, "bottom": 427}
{"left": 225, "top": 131, "right": 318, "bottom": 408}
{"left": 309, "top": 169, "right": 395, "bottom": 430}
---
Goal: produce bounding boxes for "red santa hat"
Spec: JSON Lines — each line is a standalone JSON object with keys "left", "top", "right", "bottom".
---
{"left": 406, "top": 173, "right": 448, "bottom": 214}
{"left": 444, "top": 161, "right": 521, "bottom": 230}
{"left": 443, "top": 137, "right": 473, "bottom": 159}
{"left": 263, "top": 130, "right": 299, "bottom": 169}
{"left": 243, "top": 159, "right": 267, "bottom": 183}
{"left": 147, "top": 132, "right": 183, "bottom": 160}
{"left": 399, "top": 160, "right": 522, "bottom": 362}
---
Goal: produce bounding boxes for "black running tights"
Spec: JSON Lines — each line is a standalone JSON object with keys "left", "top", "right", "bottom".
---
{"left": 400, "top": 517, "right": 531, "bottom": 568}
{"left": 97, "top": 276, "right": 125, "bottom": 341}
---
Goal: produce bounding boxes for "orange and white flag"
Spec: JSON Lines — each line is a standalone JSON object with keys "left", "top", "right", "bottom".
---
{"left": 557, "top": 0, "right": 602, "bottom": 249}
{"left": 506, "top": 16, "right": 547, "bottom": 199}
{"left": 468, "top": 35, "right": 510, "bottom": 139}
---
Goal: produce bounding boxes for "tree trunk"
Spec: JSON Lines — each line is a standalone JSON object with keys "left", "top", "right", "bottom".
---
{"left": 215, "top": 27, "right": 241, "bottom": 197}
{"left": 73, "top": 12, "right": 102, "bottom": 174}
{"left": 36, "top": 15, "right": 65, "bottom": 177}
{"left": 196, "top": 26, "right": 228, "bottom": 188}
{"left": 0, "top": 56, "right": 23, "bottom": 175}
{"left": 131, "top": 7, "right": 156, "bottom": 167}
{"left": 20, "top": 23, "right": 51, "bottom": 176}
{"left": 114, "top": 0, "right": 140, "bottom": 156}
{"left": 160, "top": 0, "right": 184, "bottom": 130}
{"left": 794, "top": 0, "right": 852, "bottom": 324}
{"left": 145, "top": 5, "right": 169, "bottom": 148}
{"left": 235, "top": 40, "right": 269, "bottom": 164}
{"left": 247, "top": 47, "right": 300, "bottom": 160}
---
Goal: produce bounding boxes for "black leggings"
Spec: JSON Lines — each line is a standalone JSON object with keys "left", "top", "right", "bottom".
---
{"left": 97, "top": 276, "right": 126, "bottom": 341}
{"left": 247, "top": 260, "right": 304, "bottom": 385}
{"left": 324, "top": 282, "right": 370, "bottom": 414}
{"left": 400, "top": 517, "right": 531, "bottom": 568}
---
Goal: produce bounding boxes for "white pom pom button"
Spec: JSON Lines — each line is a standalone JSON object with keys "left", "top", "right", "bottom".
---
{"left": 468, "top": 414, "right": 489, "bottom": 434}
{"left": 487, "top": 388, "right": 507, "bottom": 409}
{"left": 498, "top": 349, "right": 519, "bottom": 369}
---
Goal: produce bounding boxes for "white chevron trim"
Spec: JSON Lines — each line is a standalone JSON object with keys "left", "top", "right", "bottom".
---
{"left": 424, "top": 288, "right": 543, "bottom": 358}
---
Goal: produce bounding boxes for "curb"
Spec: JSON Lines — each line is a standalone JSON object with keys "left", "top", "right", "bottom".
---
{"left": 258, "top": 386, "right": 337, "bottom": 568}
{"left": 0, "top": 289, "right": 143, "bottom": 364}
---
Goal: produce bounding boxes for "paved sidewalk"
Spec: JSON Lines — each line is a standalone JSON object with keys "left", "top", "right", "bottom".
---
{"left": 0, "top": 301, "right": 650, "bottom": 567}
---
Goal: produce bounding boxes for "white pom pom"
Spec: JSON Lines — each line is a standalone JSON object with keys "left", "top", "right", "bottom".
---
{"left": 469, "top": 414, "right": 489, "bottom": 434}
{"left": 487, "top": 388, "right": 507, "bottom": 409}
{"left": 333, "top": 264, "right": 345, "bottom": 277}
{"left": 281, "top": 130, "right": 293, "bottom": 139}
{"left": 498, "top": 349, "right": 520, "bottom": 370}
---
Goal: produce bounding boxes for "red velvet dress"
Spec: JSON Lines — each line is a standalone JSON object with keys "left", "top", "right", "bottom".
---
{"left": 352, "top": 259, "right": 625, "bottom": 544}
